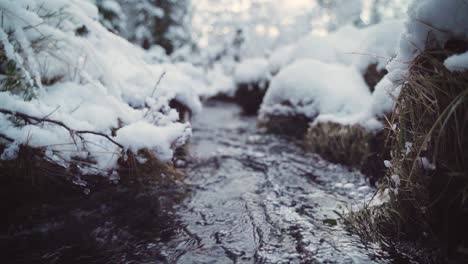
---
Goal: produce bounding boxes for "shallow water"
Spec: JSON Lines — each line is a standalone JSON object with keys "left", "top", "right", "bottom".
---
{"left": 161, "top": 101, "right": 391, "bottom": 263}
{"left": 3, "top": 101, "right": 401, "bottom": 264}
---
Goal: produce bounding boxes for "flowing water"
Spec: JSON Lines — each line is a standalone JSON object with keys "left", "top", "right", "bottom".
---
{"left": 156, "top": 101, "right": 391, "bottom": 263}
{"left": 4, "top": 101, "right": 403, "bottom": 264}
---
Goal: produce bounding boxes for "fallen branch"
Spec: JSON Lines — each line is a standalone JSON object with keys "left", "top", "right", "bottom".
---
{"left": 0, "top": 108, "right": 124, "bottom": 149}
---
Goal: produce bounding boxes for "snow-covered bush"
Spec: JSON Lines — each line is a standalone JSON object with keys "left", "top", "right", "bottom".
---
{"left": 0, "top": 0, "right": 201, "bottom": 176}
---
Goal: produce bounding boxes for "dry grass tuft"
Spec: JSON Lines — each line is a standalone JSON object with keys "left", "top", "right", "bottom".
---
{"left": 305, "top": 122, "right": 370, "bottom": 167}
{"left": 305, "top": 122, "right": 390, "bottom": 184}
{"left": 258, "top": 113, "right": 311, "bottom": 138}
{"left": 387, "top": 39, "right": 468, "bottom": 251}
{"left": 347, "top": 38, "right": 468, "bottom": 260}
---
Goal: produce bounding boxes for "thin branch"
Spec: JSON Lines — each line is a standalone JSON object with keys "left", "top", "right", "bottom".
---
{"left": 0, "top": 108, "right": 124, "bottom": 149}
{"left": 32, "top": 105, "right": 60, "bottom": 125}
{"left": 344, "top": 52, "right": 411, "bottom": 64}
{"left": 75, "top": 130, "right": 123, "bottom": 149}
{"left": 0, "top": 133, "right": 14, "bottom": 142}
{"left": 150, "top": 71, "right": 166, "bottom": 98}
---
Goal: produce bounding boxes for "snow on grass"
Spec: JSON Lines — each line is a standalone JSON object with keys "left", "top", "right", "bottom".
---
{"left": 260, "top": 20, "right": 404, "bottom": 129}
{"left": 115, "top": 121, "right": 190, "bottom": 162}
{"left": 234, "top": 58, "right": 270, "bottom": 85}
{"left": 266, "top": 21, "right": 404, "bottom": 76}
{"left": 444, "top": 52, "right": 468, "bottom": 72}
{"left": 0, "top": 0, "right": 210, "bottom": 175}
{"left": 260, "top": 59, "right": 373, "bottom": 124}
{"left": 351, "top": 20, "right": 405, "bottom": 73}
{"left": 370, "top": 0, "right": 468, "bottom": 118}
{"left": 387, "top": 0, "right": 468, "bottom": 83}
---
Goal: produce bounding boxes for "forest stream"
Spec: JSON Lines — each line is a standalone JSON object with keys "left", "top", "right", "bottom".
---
{"left": 3, "top": 101, "right": 410, "bottom": 264}
{"left": 154, "top": 101, "right": 398, "bottom": 263}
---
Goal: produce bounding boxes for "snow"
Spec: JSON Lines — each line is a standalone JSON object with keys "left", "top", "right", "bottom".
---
{"left": 444, "top": 52, "right": 468, "bottom": 72}
{"left": 370, "top": 76, "right": 401, "bottom": 117}
{"left": 260, "top": 59, "right": 372, "bottom": 122}
{"left": 266, "top": 21, "right": 404, "bottom": 75}
{"left": 369, "top": 0, "right": 468, "bottom": 117}
{"left": 115, "top": 121, "right": 191, "bottom": 161}
{"left": 259, "top": 19, "right": 405, "bottom": 129}
{"left": 0, "top": 0, "right": 217, "bottom": 175}
{"left": 351, "top": 20, "right": 405, "bottom": 73}
{"left": 387, "top": 0, "right": 468, "bottom": 85}
{"left": 234, "top": 58, "right": 270, "bottom": 85}
{"left": 101, "top": 0, "right": 123, "bottom": 14}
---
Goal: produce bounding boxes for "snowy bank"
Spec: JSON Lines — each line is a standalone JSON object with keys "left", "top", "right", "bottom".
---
{"left": 258, "top": 20, "right": 404, "bottom": 177}
{"left": 0, "top": 0, "right": 207, "bottom": 176}
{"left": 261, "top": 20, "right": 405, "bottom": 129}
{"left": 260, "top": 59, "right": 372, "bottom": 124}
{"left": 360, "top": 0, "right": 468, "bottom": 256}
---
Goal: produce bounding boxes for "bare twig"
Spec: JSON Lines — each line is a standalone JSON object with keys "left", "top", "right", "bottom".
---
{"left": 345, "top": 52, "right": 411, "bottom": 64}
{"left": 150, "top": 71, "right": 166, "bottom": 98}
{"left": 32, "top": 105, "right": 60, "bottom": 125}
{"left": 0, "top": 108, "right": 124, "bottom": 149}
{"left": 0, "top": 132, "right": 14, "bottom": 142}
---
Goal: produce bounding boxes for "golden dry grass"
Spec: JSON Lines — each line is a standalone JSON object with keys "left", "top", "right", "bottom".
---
{"left": 346, "top": 39, "right": 468, "bottom": 260}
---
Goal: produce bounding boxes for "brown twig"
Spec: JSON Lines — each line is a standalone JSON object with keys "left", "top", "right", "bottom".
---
{"left": 0, "top": 132, "right": 14, "bottom": 142}
{"left": 0, "top": 108, "right": 124, "bottom": 149}
{"left": 150, "top": 71, "right": 167, "bottom": 98}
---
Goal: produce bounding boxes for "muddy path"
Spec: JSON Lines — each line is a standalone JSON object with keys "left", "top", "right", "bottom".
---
{"left": 160, "top": 101, "right": 392, "bottom": 263}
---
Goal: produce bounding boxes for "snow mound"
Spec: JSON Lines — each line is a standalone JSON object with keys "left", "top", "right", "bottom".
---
{"left": 260, "top": 59, "right": 372, "bottom": 123}
{"left": 234, "top": 58, "right": 270, "bottom": 85}
{"left": 444, "top": 52, "right": 468, "bottom": 72}
{"left": 387, "top": 0, "right": 468, "bottom": 83}
{"left": 0, "top": 0, "right": 201, "bottom": 174}
{"left": 268, "top": 45, "right": 294, "bottom": 75}
{"left": 370, "top": 76, "right": 402, "bottom": 117}
{"left": 267, "top": 21, "right": 404, "bottom": 75}
{"left": 375, "top": 0, "right": 468, "bottom": 117}
{"left": 351, "top": 20, "right": 405, "bottom": 73}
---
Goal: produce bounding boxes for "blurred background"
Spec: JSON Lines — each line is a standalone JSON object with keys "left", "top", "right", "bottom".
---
{"left": 95, "top": 0, "right": 410, "bottom": 63}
